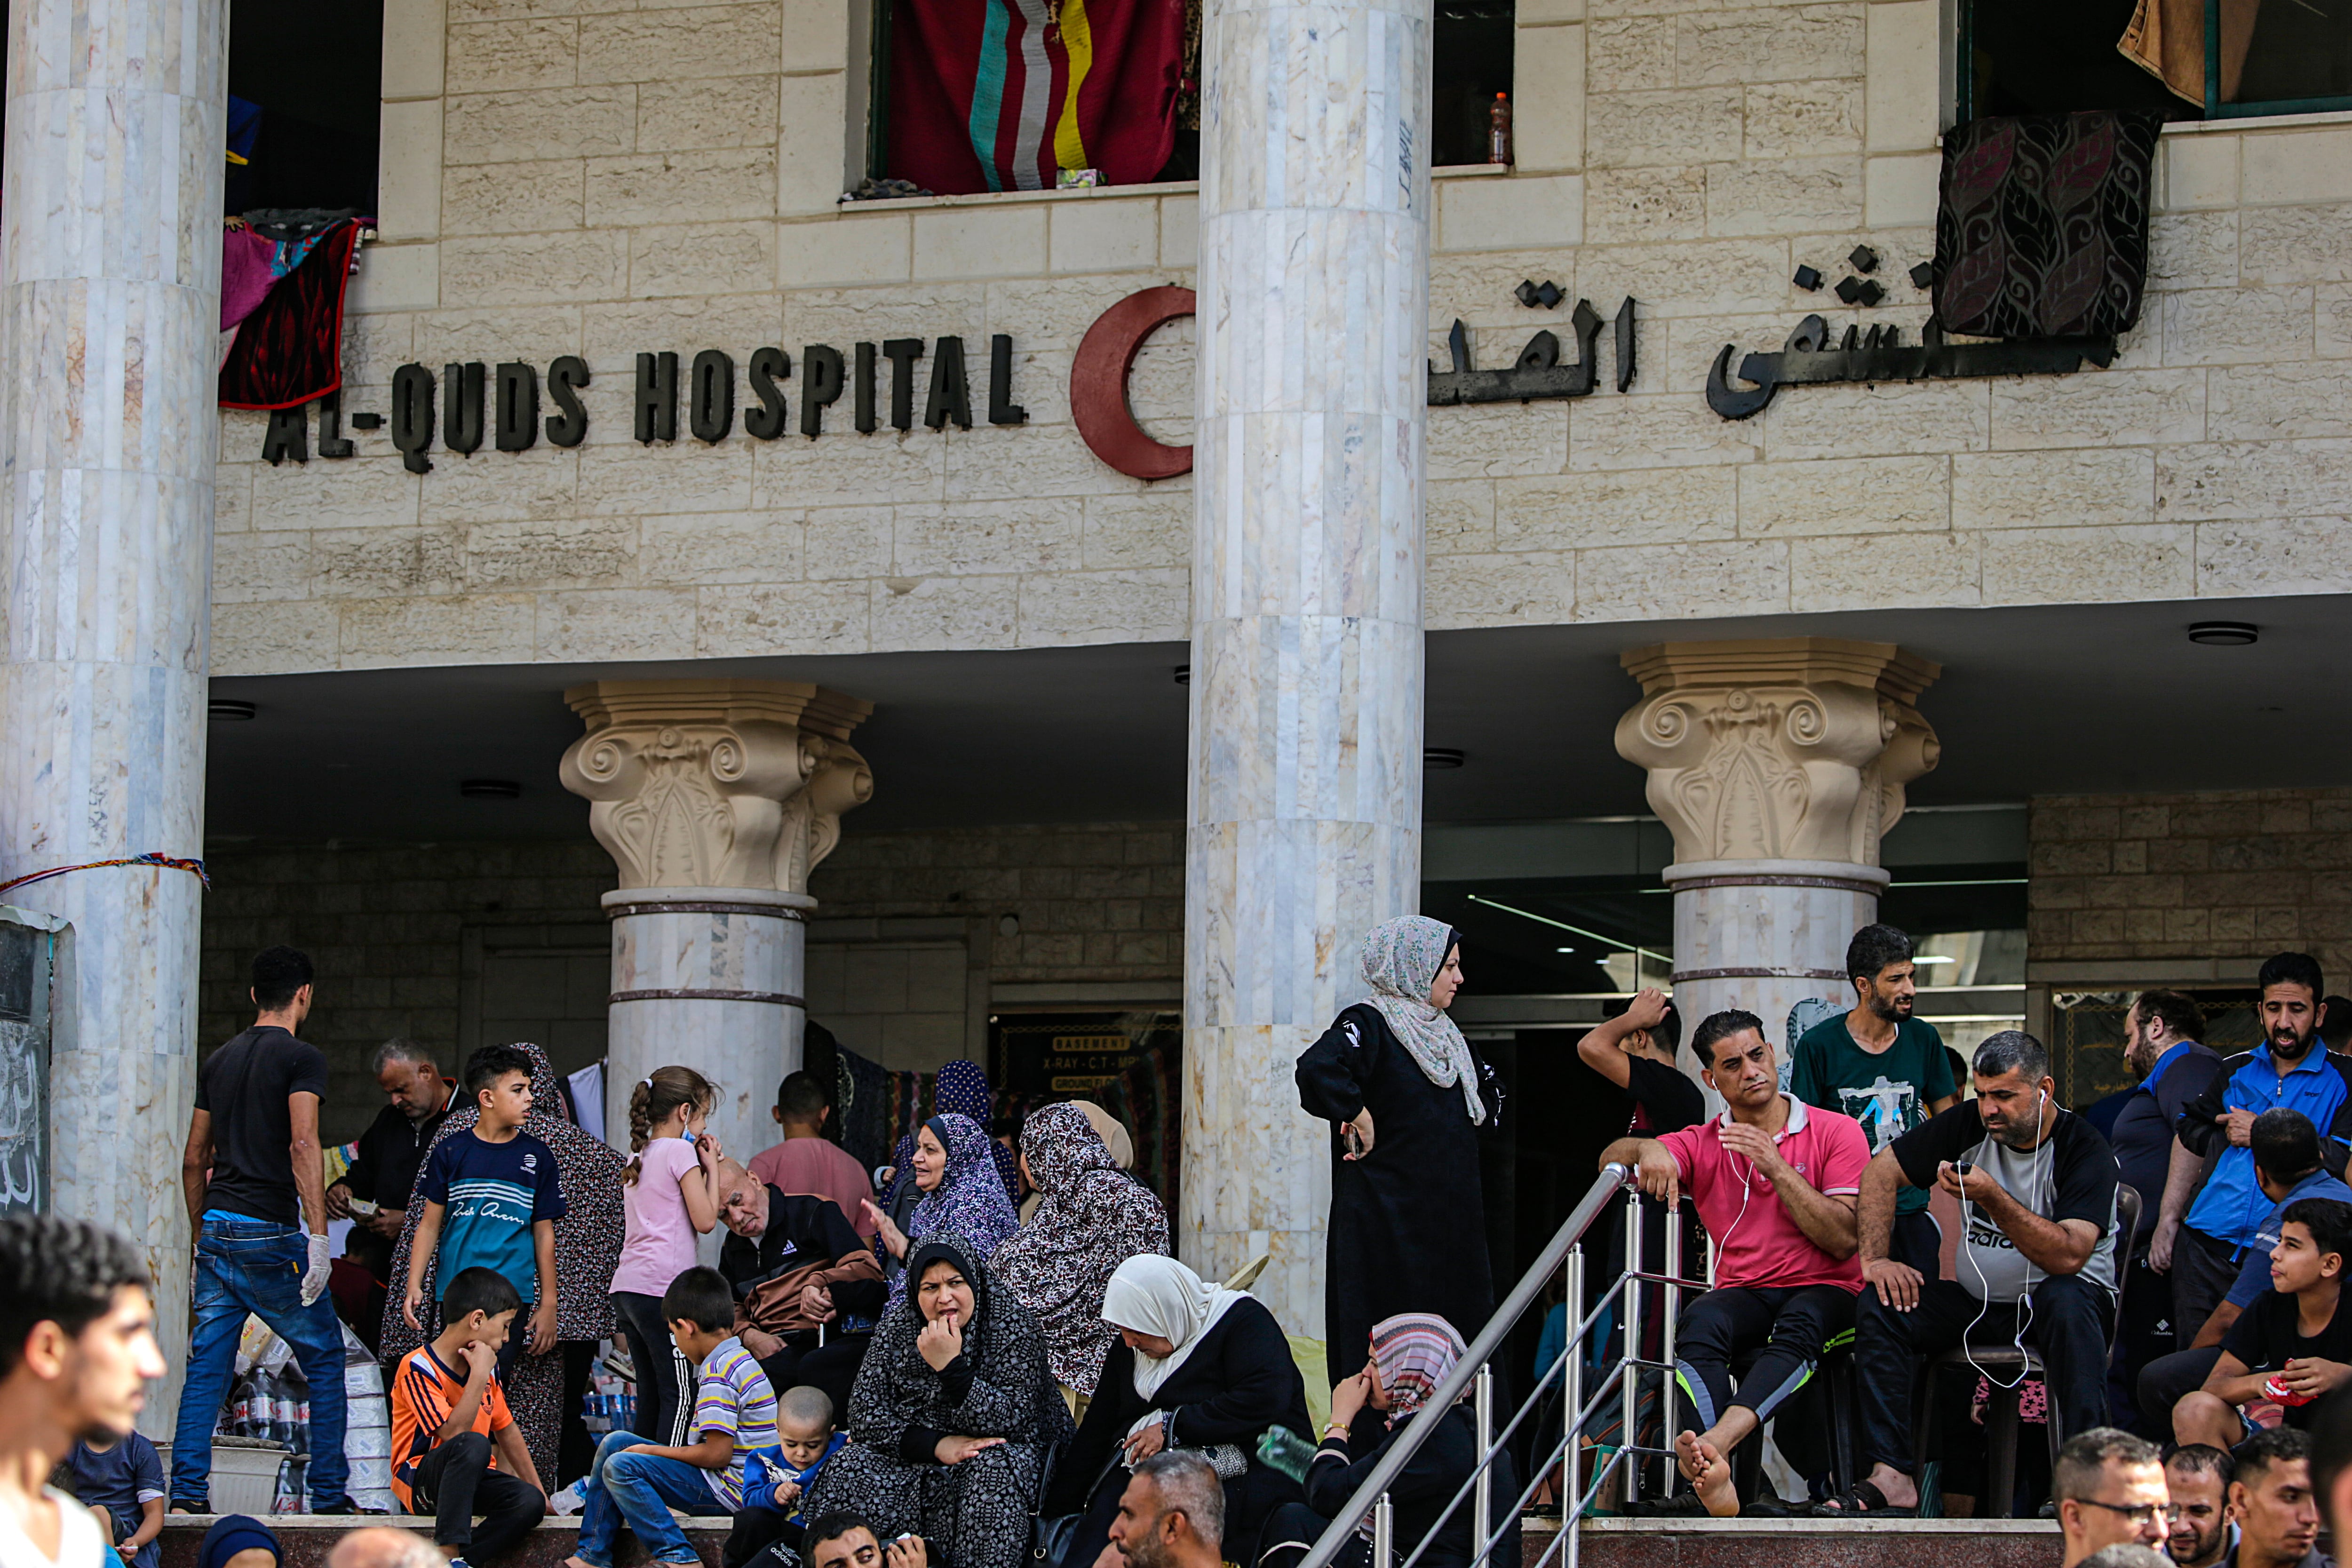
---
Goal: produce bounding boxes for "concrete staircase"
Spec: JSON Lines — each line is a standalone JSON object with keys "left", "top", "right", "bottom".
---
{"left": 157, "top": 1514, "right": 2064, "bottom": 1568}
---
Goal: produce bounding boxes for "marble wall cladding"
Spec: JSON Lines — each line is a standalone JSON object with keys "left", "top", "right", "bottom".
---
{"left": 5, "top": 0, "right": 226, "bottom": 1434}
{"left": 1667, "top": 867, "right": 1885, "bottom": 1062}
{"left": 1181, "top": 0, "right": 1432, "bottom": 1336}
{"left": 605, "top": 891, "right": 812, "bottom": 1184}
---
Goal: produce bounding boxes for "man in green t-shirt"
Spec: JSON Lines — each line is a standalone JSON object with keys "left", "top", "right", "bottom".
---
{"left": 1790, "top": 923, "right": 1958, "bottom": 1274}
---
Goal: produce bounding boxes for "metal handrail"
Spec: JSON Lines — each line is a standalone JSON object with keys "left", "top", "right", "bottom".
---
{"left": 1291, "top": 1164, "right": 1635, "bottom": 1568}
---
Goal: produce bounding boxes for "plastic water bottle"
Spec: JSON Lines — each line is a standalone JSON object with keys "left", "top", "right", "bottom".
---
{"left": 1488, "top": 92, "right": 1513, "bottom": 165}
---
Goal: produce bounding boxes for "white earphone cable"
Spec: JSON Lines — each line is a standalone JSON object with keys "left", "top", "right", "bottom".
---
{"left": 1961, "top": 1088, "right": 2053, "bottom": 1392}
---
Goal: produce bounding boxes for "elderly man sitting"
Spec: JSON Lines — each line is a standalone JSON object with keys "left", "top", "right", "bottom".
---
{"left": 715, "top": 1159, "right": 885, "bottom": 1416}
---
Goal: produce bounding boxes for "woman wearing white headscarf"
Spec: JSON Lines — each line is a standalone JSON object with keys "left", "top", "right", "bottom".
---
{"left": 1295, "top": 916, "right": 1506, "bottom": 1386}
{"left": 1039, "top": 1255, "right": 1311, "bottom": 1568}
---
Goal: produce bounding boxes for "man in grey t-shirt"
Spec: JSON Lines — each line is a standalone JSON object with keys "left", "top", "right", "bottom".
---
{"left": 1822, "top": 1030, "right": 2122, "bottom": 1515}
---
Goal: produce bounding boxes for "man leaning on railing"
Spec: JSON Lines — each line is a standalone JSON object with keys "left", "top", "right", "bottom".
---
{"left": 1598, "top": 1009, "right": 1874, "bottom": 1517}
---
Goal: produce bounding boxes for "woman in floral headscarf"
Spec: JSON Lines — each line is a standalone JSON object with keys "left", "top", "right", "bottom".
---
{"left": 1295, "top": 916, "right": 1505, "bottom": 1386}
{"left": 380, "top": 1042, "right": 628, "bottom": 1487}
{"left": 990, "top": 1102, "right": 1170, "bottom": 1398}
{"left": 864, "top": 1112, "right": 1020, "bottom": 1312}
{"left": 1256, "top": 1313, "right": 1518, "bottom": 1568}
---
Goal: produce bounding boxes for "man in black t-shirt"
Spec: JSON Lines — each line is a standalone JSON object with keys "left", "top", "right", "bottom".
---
{"left": 168, "top": 947, "right": 358, "bottom": 1514}
{"left": 327, "top": 1037, "right": 457, "bottom": 1282}
{"left": 2174, "top": 1199, "right": 2352, "bottom": 1449}
{"left": 1577, "top": 988, "right": 1703, "bottom": 1138}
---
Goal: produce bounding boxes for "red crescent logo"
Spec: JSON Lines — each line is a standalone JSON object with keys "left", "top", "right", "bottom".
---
{"left": 1070, "top": 285, "right": 1196, "bottom": 481}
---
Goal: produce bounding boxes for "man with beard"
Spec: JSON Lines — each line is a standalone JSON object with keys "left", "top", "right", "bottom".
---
{"left": 1825, "top": 1030, "right": 2122, "bottom": 1515}
{"left": 714, "top": 1161, "right": 883, "bottom": 1417}
{"left": 2168, "top": 1445, "right": 2235, "bottom": 1568}
{"left": 0, "top": 1215, "right": 170, "bottom": 1568}
{"left": 1791, "top": 925, "right": 1958, "bottom": 1274}
{"left": 2167, "top": 955, "right": 2352, "bottom": 1353}
{"left": 2224, "top": 1428, "right": 2329, "bottom": 1568}
{"left": 2104, "top": 991, "right": 2223, "bottom": 1421}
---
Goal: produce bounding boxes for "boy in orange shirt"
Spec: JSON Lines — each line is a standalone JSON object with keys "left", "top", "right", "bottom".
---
{"left": 390, "top": 1267, "right": 546, "bottom": 1565}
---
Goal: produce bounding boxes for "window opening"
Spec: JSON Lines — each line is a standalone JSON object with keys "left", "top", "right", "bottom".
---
{"left": 1964, "top": 0, "right": 2352, "bottom": 122}
{"left": 1434, "top": 0, "right": 1515, "bottom": 168}
{"left": 226, "top": 0, "right": 384, "bottom": 216}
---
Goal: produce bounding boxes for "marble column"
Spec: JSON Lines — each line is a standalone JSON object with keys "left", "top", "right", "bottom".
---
{"left": 1613, "top": 640, "right": 1941, "bottom": 1059}
{"left": 560, "top": 681, "right": 873, "bottom": 1172}
{"left": 1182, "top": 0, "right": 1431, "bottom": 1336}
{"left": 0, "top": 0, "right": 226, "bottom": 1429}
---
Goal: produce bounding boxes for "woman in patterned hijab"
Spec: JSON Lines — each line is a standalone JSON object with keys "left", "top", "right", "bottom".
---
{"left": 379, "top": 1041, "right": 627, "bottom": 1486}
{"left": 1358, "top": 917, "right": 1486, "bottom": 1125}
{"left": 1258, "top": 1312, "right": 1511, "bottom": 1568}
{"left": 869, "top": 1111, "right": 1021, "bottom": 1312}
{"left": 875, "top": 1059, "right": 1020, "bottom": 1214}
{"left": 990, "top": 1102, "right": 1171, "bottom": 1395}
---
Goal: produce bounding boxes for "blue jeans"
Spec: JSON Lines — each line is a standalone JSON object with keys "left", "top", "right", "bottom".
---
{"left": 576, "top": 1428, "right": 729, "bottom": 1567}
{"left": 169, "top": 1216, "right": 350, "bottom": 1509}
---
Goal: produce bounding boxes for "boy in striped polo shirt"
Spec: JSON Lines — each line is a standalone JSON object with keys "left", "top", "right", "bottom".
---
{"left": 564, "top": 1268, "right": 779, "bottom": 1568}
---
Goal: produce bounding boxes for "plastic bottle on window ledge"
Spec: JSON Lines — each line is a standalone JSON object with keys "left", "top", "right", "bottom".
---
{"left": 1488, "top": 92, "right": 1513, "bottom": 166}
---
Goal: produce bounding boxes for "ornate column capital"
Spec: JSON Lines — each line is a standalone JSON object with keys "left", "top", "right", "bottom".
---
{"left": 1613, "top": 638, "right": 1941, "bottom": 868}
{"left": 558, "top": 679, "right": 874, "bottom": 893}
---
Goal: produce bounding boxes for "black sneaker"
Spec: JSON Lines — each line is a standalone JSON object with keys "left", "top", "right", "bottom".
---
{"left": 311, "top": 1498, "right": 388, "bottom": 1515}
{"left": 1623, "top": 1492, "right": 1710, "bottom": 1518}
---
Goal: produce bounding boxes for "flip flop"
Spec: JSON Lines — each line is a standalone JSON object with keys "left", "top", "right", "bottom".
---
{"left": 1811, "top": 1479, "right": 1915, "bottom": 1517}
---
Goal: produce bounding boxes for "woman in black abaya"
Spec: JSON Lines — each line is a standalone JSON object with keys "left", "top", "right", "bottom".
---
{"left": 1295, "top": 917, "right": 1504, "bottom": 1385}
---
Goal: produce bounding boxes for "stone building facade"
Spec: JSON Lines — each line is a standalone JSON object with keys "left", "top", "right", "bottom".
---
{"left": 11, "top": 0, "right": 2351, "bottom": 1431}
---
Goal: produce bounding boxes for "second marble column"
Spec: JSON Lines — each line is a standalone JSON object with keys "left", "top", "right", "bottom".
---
{"left": 1182, "top": 0, "right": 1432, "bottom": 1337}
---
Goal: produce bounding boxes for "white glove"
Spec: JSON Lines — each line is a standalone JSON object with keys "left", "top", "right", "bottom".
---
{"left": 300, "top": 1231, "right": 333, "bottom": 1306}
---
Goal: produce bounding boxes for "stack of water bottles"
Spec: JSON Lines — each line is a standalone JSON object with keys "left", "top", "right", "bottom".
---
{"left": 340, "top": 1323, "right": 397, "bottom": 1512}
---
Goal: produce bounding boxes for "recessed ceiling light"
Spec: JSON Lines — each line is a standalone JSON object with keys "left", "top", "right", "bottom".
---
{"left": 1914, "top": 954, "right": 1956, "bottom": 963}
{"left": 1555, "top": 945, "right": 1575, "bottom": 954}
{"left": 460, "top": 779, "right": 522, "bottom": 799}
{"left": 2188, "top": 621, "right": 2258, "bottom": 645}
{"left": 1425, "top": 748, "right": 1466, "bottom": 769}
{"left": 209, "top": 699, "right": 257, "bottom": 721}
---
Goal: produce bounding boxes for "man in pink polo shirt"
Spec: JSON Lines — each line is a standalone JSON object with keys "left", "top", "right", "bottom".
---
{"left": 1601, "top": 1008, "right": 1872, "bottom": 1517}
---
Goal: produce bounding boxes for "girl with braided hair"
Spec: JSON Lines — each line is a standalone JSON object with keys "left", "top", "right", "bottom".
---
{"left": 612, "top": 1066, "right": 724, "bottom": 1447}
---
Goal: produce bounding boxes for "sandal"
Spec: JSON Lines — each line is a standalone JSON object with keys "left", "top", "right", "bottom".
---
{"left": 1811, "top": 1480, "right": 1915, "bottom": 1517}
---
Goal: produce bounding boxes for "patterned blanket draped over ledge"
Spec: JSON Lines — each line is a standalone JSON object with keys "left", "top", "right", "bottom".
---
{"left": 1931, "top": 109, "right": 2166, "bottom": 341}
{"left": 887, "top": 0, "right": 1186, "bottom": 194}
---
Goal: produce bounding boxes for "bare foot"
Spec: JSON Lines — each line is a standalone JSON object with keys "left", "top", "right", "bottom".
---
{"left": 1674, "top": 1430, "right": 1702, "bottom": 1482}
{"left": 1688, "top": 1437, "right": 1738, "bottom": 1519}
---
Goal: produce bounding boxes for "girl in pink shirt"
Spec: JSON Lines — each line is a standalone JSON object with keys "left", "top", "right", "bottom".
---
{"left": 610, "top": 1066, "right": 721, "bottom": 1444}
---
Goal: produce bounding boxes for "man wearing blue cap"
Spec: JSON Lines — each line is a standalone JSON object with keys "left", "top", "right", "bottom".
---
{"left": 199, "top": 1516, "right": 282, "bottom": 1568}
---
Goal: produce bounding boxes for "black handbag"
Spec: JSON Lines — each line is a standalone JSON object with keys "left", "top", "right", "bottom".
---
{"left": 1031, "top": 1446, "right": 1121, "bottom": 1568}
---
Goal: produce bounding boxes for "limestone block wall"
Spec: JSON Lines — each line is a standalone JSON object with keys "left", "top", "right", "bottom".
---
{"left": 196, "top": 823, "right": 1185, "bottom": 1138}
{"left": 2026, "top": 788, "right": 2352, "bottom": 987}
{"left": 206, "top": 0, "right": 2352, "bottom": 676}
{"left": 810, "top": 820, "right": 1184, "bottom": 985}
{"left": 196, "top": 841, "right": 618, "bottom": 1141}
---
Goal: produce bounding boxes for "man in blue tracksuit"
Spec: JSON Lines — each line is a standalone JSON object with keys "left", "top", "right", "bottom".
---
{"left": 2164, "top": 952, "right": 2348, "bottom": 1349}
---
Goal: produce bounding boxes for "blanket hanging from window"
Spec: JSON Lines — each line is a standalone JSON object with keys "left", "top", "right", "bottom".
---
{"left": 217, "top": 218, "right": 360, "bottom": 410}
{"left": 1930, "top": 109, "right": 2166, "bottom": 341}
{"left": 887, "top": 0, "right": 1186, "bottom": 195}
